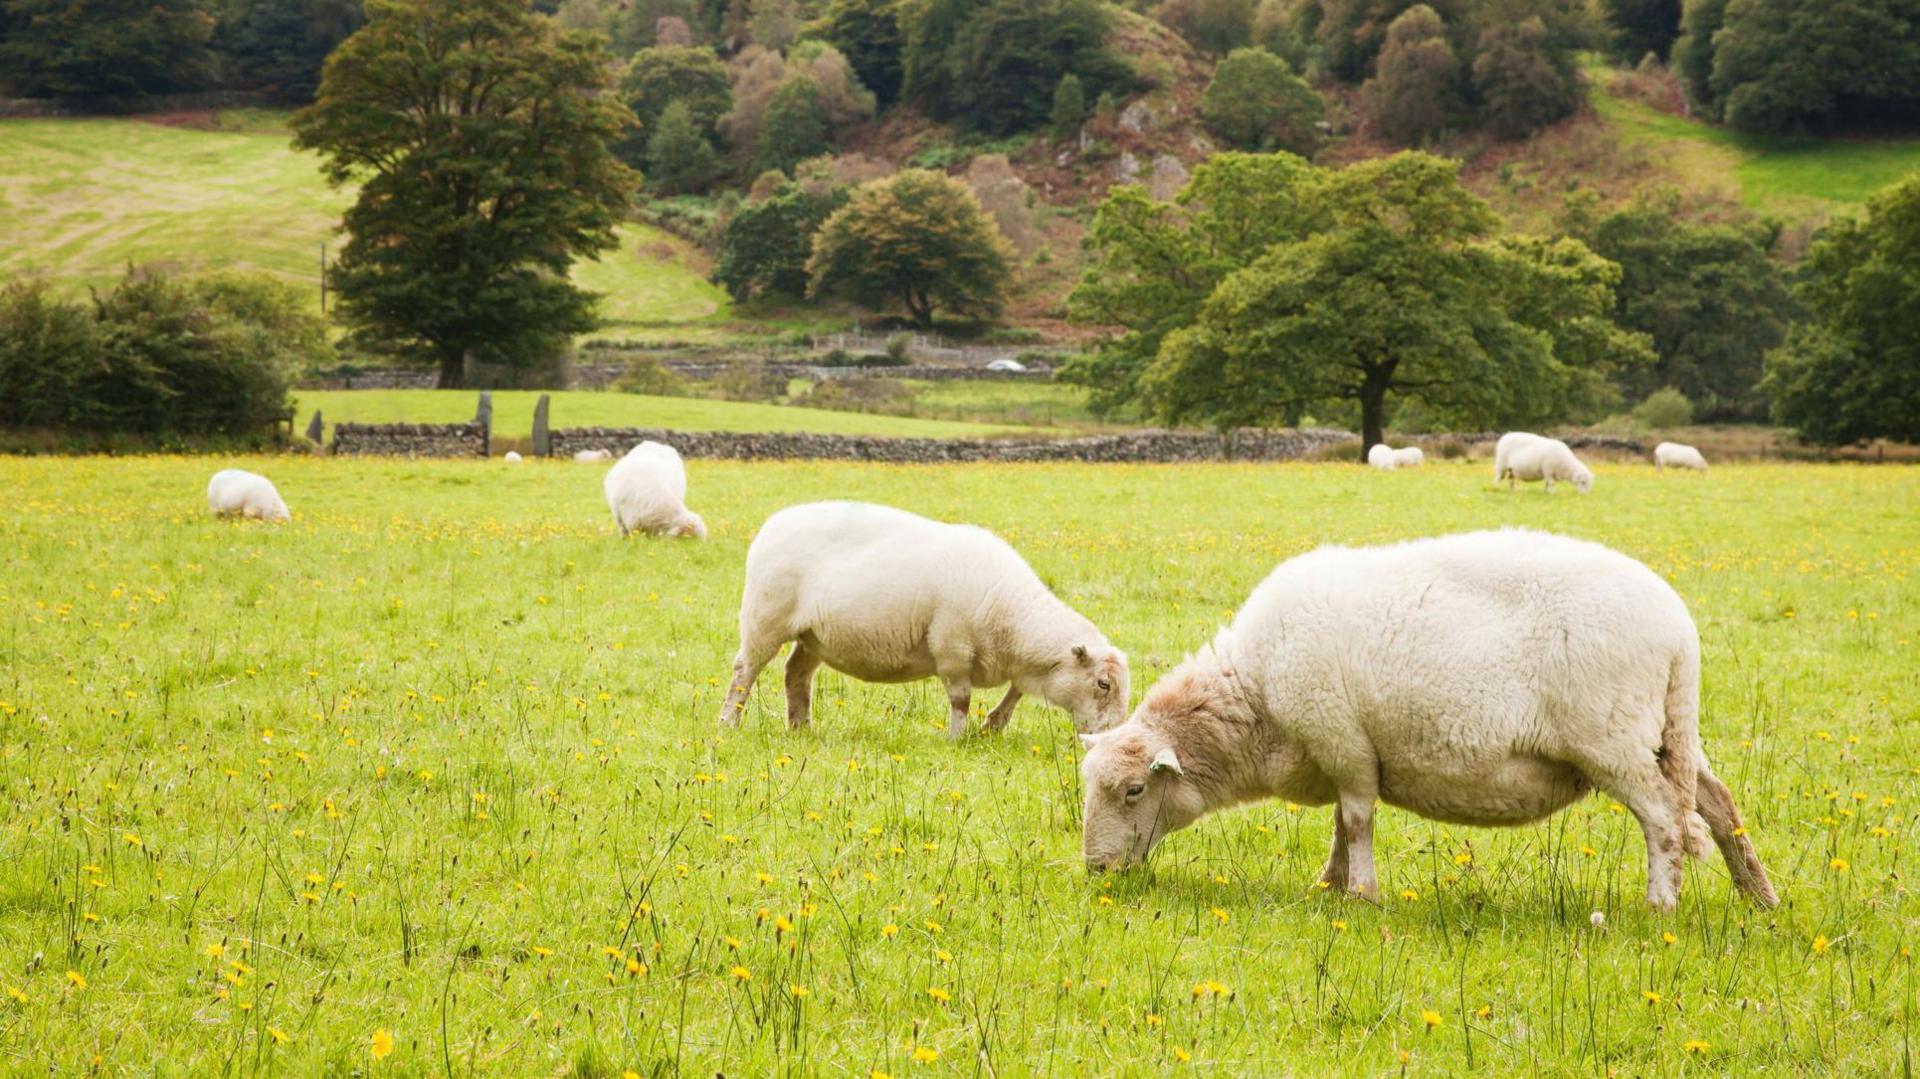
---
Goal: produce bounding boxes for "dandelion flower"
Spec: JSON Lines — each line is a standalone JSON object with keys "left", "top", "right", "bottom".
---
{"left": 788, "top": 985, "right": 809, "bottom": 998}
{"left": 1210, "top": 907, "right": 1228, "bottom": 923}
{"left": 1812, "top": 935, "right": 1830, "bottom": 954}
{"left": 1830, "top": 857, "right": 1849, "bottom": 872}
{"left": 1661, "top": 931, "right": 1677, "bottom": 946}
{"left": 928, "top": 987, "right": 951, "bottom": 1002}
{"left": 371, "top": 1029, "right": 394, "bottom": 1060}
{"left": 912, "top": 1046, "right": 939, "bottom": 1063}
{"left": 730, "top": 965, "right": 752, "bottom": 982}
{"left": 1174, "top": 1046, "right": 1191, "bottom": 1062}
{"left": 65, "top": 971, "right": 85, "bottom": 990}
{"left": 268, "top": 1027, "right": 290, "bottom": 1044}
{"left": 1683, "top": 1039, "right": 1710, "bottom": 1054}
{"left": 1642, "top": 990, "right": 1661, "bottom": 1005}
{"left": 881, "top": 924, "right": 899, "bottom": 939}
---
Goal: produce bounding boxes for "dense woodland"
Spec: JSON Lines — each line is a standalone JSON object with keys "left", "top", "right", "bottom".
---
{"left": 1, "top": 0, "right": 1917, "bottom": 445}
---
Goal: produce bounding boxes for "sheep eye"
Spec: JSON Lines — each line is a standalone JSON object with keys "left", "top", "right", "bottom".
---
{"left": 1096, "top": 678, "right": 1112, "bottom": 692}
{"left": 1124, "top": 783, "right": 1146, "bottom": 799}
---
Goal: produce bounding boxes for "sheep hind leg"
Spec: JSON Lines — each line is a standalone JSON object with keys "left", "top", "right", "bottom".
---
{"left": 982, "top": 687, "right": 1022, "bottom": 734}
{"left": 1587, "top": 761, "right": 1687, "bottom": 911}
{"left": 1695, "top": 766, "right": 1779, "bottom": 908}
{"left": 718, "top": 640, "right": 780, "bottom": 728}
{"left": 943, "top": 679, "right": 972, "bottom": 742}
{"left": 1338, "top": 794, "right": 1380, "bottom": 901}
{"left": 783, "top": 643, "right": 823, "bottom": 731}
{"left": 1316, "top": 811, "right": 1349, "bottom": 892}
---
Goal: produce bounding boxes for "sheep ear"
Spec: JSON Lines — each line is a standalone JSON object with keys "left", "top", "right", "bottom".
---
{"left": 1072, "top": 644, "right": 1090, "bottom": 666}
{"left": 1149, "top": 747, "right": 1182, "bottom": 775}
{"left": 1076, "top": 733, "right": 1100, "bottom": 753}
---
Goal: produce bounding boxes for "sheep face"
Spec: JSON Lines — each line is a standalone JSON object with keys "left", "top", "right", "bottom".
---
{"left": 671, "top": 511, "right": 709, "bottom": 540}
{"left": 1077, "top": 726, "right": 1204, "bottom": 872}
{"left": 1572, "top": 468, "right": 1595, "bottom": 494}
{"left": 1043, "top": 645, "right": 1129, "bottom": 733}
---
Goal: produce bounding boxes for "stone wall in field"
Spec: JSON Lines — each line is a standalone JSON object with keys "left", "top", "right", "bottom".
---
{"left": 0, "top": 90, "right": 274, "bottom": 118}
{"left": 547, "top": 427, "right": 1357, "bottom": 463}
{"left": 332, "top": 422, "right": 489, "bottom": 457}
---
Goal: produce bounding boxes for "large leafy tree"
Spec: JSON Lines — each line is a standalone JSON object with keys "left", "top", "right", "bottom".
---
{"left": 216, "top": 0, "right": 364, "bottom": 102}
{"left": 1072, "top": 152, "right": 1649, "bottom": 453}
{"left": 753, "top": 77, "right": 830, "bottom": 176}
{"left": 818, "top": 0, "right": 905, "bottom": 104}
{"left": 1360, "top": 4, "right": 1462, "bottom": 145}
{"left": 292, "top": 0, "right": 637, "bottom": 388}
{"left": 1762, "top": 175, "right": 1920, "bottom": 445}
{"left": 1681, "top": 0, "right": 1920, "bottom": 133}
{"left": 0, "top": 0, "right": 216, "bottom": 99}
{"left": 1198, "top": 46, "right": 1324, "bottom": 153}
{"left": 1572, "top": 195, "right": 1793, "bottom": 420}
{"left": 807, "top": 169, "right": 1013, "bottom": 327}
{"left": 617, "top": 44, "right": 731, "bottom": 162}
{"left": 713, "top": 178, "right": 849, "bottom": 300}
{"left": 1468, "top": 14, "right": 1583, "bottom": 140}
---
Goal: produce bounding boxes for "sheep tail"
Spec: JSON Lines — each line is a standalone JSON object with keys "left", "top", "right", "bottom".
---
{"left": 1662, "top": 646, "right": 1711, "bottom": 861}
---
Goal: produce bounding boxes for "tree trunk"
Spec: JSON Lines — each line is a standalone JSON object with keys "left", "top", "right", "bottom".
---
{"left": 436, "top": 347, "right": 466, "bottom": 390}
{"left": 1358, "top": 366, "right": 1390, "bottom": 462}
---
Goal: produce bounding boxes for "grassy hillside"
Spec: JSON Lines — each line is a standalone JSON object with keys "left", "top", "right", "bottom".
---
{"left": 0, "top": 112, "right": 737, "bottom": 336}
{"left": 292, "top": 388, "right": 1039, "bottom": 442}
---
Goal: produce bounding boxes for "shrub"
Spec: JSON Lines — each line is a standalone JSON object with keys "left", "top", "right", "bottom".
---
{"left": 612, "top": 354, "right": 690, "bottom": 395}
{"left": 711, "top": 360, "right": 790, "bottom": 402}
{"left": 801, "top": 376, "right": 914, "bottom": 414}
{"left": 1199, "top": 47, "right": 1324, "bottom": 153}
{"left": 1051, "top": 73, "right": 1088, "bottom": 135}
{"left": 1632, "top": 386, "right": 1694, "bottom": 429}
{"left": 1469, "top": 16, "right": 1584, "bottom": 140}
{"left": 1361, "top": 5, "right": 1463, "bottom": 145}
{"left": 885, "top": 333, "right": 913, "bottom": 362}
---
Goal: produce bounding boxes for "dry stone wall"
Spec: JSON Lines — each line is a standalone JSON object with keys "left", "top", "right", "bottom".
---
{"left": 548, "top": 427, "right": 1357, "bottom": 463}
{"left": 332, "top": 422, "right": 489, "bottom": 457}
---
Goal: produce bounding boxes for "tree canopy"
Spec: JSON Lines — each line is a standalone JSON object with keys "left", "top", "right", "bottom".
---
{"left": 292, "top": 0, "right": 637, "bottom": 388}
{"left": 1762, "top": 175, "right": 1920, "bottom": 445}
{"left": 1677, "top": 0, "right": 1920, "bottom": 134}
{"left": 1199, "top": 47, "right": 1324, "bottom": 153}
{"left": 714, "top": 177, "right": 849, "bottom": 300}
{"left": 807, "top": 169, "right": 1013, "bottom": 327}
{"left": 900, "top": 0, "right": 1134, "bottom": 136}
{"left": 0, "top": 0, "right": 216, "bottom": 99}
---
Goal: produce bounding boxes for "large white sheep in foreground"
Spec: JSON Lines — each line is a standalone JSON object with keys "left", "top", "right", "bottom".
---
{"left": 1655, "top": 442, "right": 1708, "bottom": 471}
{"left": 719, "top": 502, "right": 1129, "bottom": 739}
{"left": 603, "top": 441, "right": 705, "bottom": 539}
{"left": 1077, "top": 529, "right": 1776, "bottom": 911}
{"left": 206, "top": 469, "right": 290, "bottom": 522}
{"left": 1494, "top": 432, "right": 1593, "bottom": 493}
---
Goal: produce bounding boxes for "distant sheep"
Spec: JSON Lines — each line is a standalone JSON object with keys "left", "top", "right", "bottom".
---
{"left": 1655, "top": 442, "right": 1708, "bottom": 471}
{"left": 603, "top": 441, "right": 706, "bottom": 539}
{"left": 1368, "top": 444, "right": 1426, "bottom": 470}
{"left": 718, "top": 501, "right": 1129, "bottom": 739}
{"left": 503, "top": 451, "right": 523, "bottom": 464}
{"left": 207, "top": 469, "right": 290, "bottom": 522}
{"left": 1494, "top": 432, "right": 1593, "bottom": 493}
{"left": 574, "top": 449, "right": 613, "bottom": 463}
{"left": 1077, "top": 529, "right": 1776, "bottom": 911}
{"left": 1392, "top": 446, "right": 1424, "bottom": 468}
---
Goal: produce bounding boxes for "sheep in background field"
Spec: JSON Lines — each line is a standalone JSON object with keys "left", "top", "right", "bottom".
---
{"left": 574, "top": 448, "right": 613, "bottom": 462}
{"left": 207, "top": 469, "right": 290, "bottom": 522}
{"left": 1077, "top": 529, "right": 1776, "bottom": 912}
{"left": 603, "top": 441, "right": 705, "bottom": 539}
{"left": 1655, "top": 442, "right": 1708, "bottom": 471}
{"left": 718, "top": 501, "right": 1129, "bottom": 739}
{"left": 503, "top": 451, "right": 523, "bottom": 464}
{"left": 1392, "top": 446, "right": 1424, "bottom": 468}
{"left": 1494, "top": 432, "right": 1593, "bottom": 493}
{"left": 1367, "top": 444, "right": 1397, "bottom": 469}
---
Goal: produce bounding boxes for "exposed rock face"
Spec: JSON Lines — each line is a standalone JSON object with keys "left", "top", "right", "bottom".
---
{"left": 1118, "top": 100, "right": 1157, "bottom": 133}
{"left": 1148, "top": 154, "right": 1189, "bottom": 201}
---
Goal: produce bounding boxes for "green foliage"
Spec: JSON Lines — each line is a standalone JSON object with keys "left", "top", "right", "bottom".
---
{"left": 0, "top": 0, "right": 216, "bottom": 98}
{"left": 753, "top": 78, "right": 830, "bottom": 177}
{"left": 1313, "top": 0, "right": 1465, "bottom": 82}
{"left": 747, "top": 0, "right": 800, "bottom": 49}
{"left": 1158, "top": 0, "right": 1256, "bottom": 56}
{"left": 817, "top": 0, "right": 906, "bottom": 104}
{"left": 214, "top": 0, "right": 364, "bottom": 103}
{"left": 291, "top": 0, "right": 638, "bottom": 389}
{"left": 645, "top": 100, "right": 721, "bottom": 195}
{"left": 1050, "top": 73, "right": 1088, "bottom": 135}
{"left": 1672, "top": 0, "right": 1724, "bottom": 113}
{"left": 1469, "top": 15, "right": 1583, "bottom": 140}
{"left": 1361, "top": 4, "right": 1462, "bottom": 145}
{"left": 807, "top": 169, "right": 1014, "bottom": 327}
{"left": 1632, "top": 386, "right": 1693, "bottom": 428}
{"left": 1599, "top": 0, "right": 1681, "bottom": 63}
{"left": 618, "top": 44, "right": 732, "bottom": 162}
{"left": 0, "top": 268, "right": 318, "bottom": 434}
{"left": 1763, "top": 174, "right": 1920, "bottom": 445}
{"left": 611, "top": 353, "right": 690, "bottom": 395}
{"left": 900, "top": 0, "right": 1134, "bottom": 136}
{"left": 1071, "top": 152, "right": 1651, "bottom": 449}
{"left": 1698, "top": 0, "right": 1920, "bottom": 135}
{"left": 713, "top": 179, "right": 848, "bottom": 300}
{"left": 1198, "top": 47, "right": 1324, "bottom": 153}
{"left": 1571, "top": 195, "right": 1792, "bottom": 420}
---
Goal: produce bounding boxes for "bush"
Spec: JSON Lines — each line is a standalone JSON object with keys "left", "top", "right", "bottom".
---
{"left": 885, "top": 333, "right": 913, "bottom": 362}
{"left": 1050, "top": 73, "right": 1088, "bottom": 135}
{"left": 0, "top": 268, "right": 319, "bottom": 436}
{"left": 1632, "top": 386, "right": 1694, "bottom": 429}
{"left": 900, "top": 0, "right": 1135, "bottom": 136}
{"left": 1470, "top": 16, "right": 1583, "bottom": 140}
{"left": 753, "top": 78, "right": 830, "bottom": 176}
{"left": 711, "top": 360, "right": 790, "bottom": 402}
{"left": 1361, "top": 6, "right": 1463, "bottom": 145}
{"left": 1199, "top": 47, "right": 1324, "bottom": 153}
{"left": 612, "top": 354, "right": 690, "bottom": 395}
{"left": 712, "top": 178, "right": 848, "bottom": 300}
{"left": 800, "top": 377, "right": 914, "bottom": 414}
{"left": 645, "top": 100, "right": 721, "bottom": 194}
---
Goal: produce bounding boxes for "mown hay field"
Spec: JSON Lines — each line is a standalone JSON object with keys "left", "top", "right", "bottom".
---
{"left": 1, "top": 456, "right": 1914, "bottom": 1075}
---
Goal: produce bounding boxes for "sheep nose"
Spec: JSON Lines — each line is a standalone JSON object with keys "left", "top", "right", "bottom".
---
{"left": 1085, "top": 859, "right": 1109, "bottom": 874}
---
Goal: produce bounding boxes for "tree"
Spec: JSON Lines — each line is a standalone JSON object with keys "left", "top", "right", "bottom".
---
{"left": 0, "top": 0, "right": 216, "bottom": 99}
{"left": 1199, "top": 47, "right": 1323, "bottom": 153}
{"left": 1159, "top": 0, "right": 1256, "bottom": 56}
{"left": 1671, "top": 0, "right": 1725, "bottom": 113}
{"left": 818, "top": 0, "right": 905, "bottom": 105}
{"left": 713, "top": 178, "right": 848, "bottom": 299}
{"left": 1600, "top": 0, "right": 1680, "bottom": 63}
{"left": 1071, "top": 152, "right": 1650, "bottom": 453}
{"left": 1762, "top": 175, "right": 1920, "bottom": 445}
{"left": 1313, "top": 0, "right": 1465, "bottom": 83}
{"left": 1469, "top": 15, "right": 1583, "bottom": 140}
{"left": 753, "top": 77, "right": 829, "bottom": 176}
{"left": 1702, "top": 0, "right": 1920, "bottom": 134}
{"left": 292, "top": 0, "right": 637, "bottom": 388}
{"left": 721, "top": 44, "right": 872, "bottom": 172}
{"left": 1064, "top": 152, "right": 1321, "bottom": 417}
{"left": 1050, "top": 72, "right": 1087, "bottom": 135}
{"left": 618, "top": 44, "right": 731, "bottom": 163}
{"left": 1360, "top": 4, "right": 1462, "bottom": 145}
{"left": 808, "top": 169, "right": 1013, "bottom": 327}
{"left": 747, "top": 0, "right": 798, "bottom": 48}
{"left": 216, "top": 0, "right": 364, "bottom": 103}
{"left": 900, "top": 0, "right": 1134, "bottom": 136}
{"left": 1572, "top": 195, "right": 1793, "bottom": 419}
{"left": 646, "top": 100, "right": 721, "bottom": 194}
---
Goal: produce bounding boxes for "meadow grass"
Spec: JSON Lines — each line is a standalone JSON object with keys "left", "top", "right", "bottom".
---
{"left": 291, "top": 389, "right": 1039, "bottom": 442}
{"left": 1, "top": 456, "right": 1914, "bottom": 1074}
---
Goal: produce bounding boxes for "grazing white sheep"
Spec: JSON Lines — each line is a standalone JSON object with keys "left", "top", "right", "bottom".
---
{"left": 574, "top": 448, "right": 613, "bottom": 462}
{"left": 503, "top": 451, "right": 523, "bottom": 464}
{"left": 1494, "top": 432, "right": 1593, "bottom": 493}
{"left": 603, "top": 441, "right": 705, "bottom": 539}
{"left": 718, "top": 501, "right": 1129, "bottom": 739}
{"left": 1655, "top": 442, "right": 1708, "bottom": 471}
{"left": 1366, "top": 444, "right": 1397, "bottom": 470}
{"left": 1391, "top": 446, "right": 1424, "bottom": 468}
{"left": 1077, "top": 529, "right": 1776, "bottom": 911}
{"left": 206, "top": 469, "right": 290, "bottom": 522}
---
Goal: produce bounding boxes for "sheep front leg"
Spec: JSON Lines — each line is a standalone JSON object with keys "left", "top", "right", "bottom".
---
{"left": 982, "top": 687, "right": 1022, "bottom": 734}
{"left": 943, "top": 678, "right": 972, "bottom": 741}
{"left": 1317, "top": 811, "right": 1349, "bottom": 891}
{"left": 783, "top": 643, "right": 823, "bottom": 731}
{"left": 1338, "top": 794, "right": 1379, "bottom": 901}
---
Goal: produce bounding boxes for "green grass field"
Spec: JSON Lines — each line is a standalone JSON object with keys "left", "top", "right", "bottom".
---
{"left": 0, "top": 113, "right": 732, "bottom": 331}
{"left": 292, "top": 389, "right": 1038, "bottom": 441}
{"left": 2, "top": 457, "right": 1914, "bottom": 1073}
